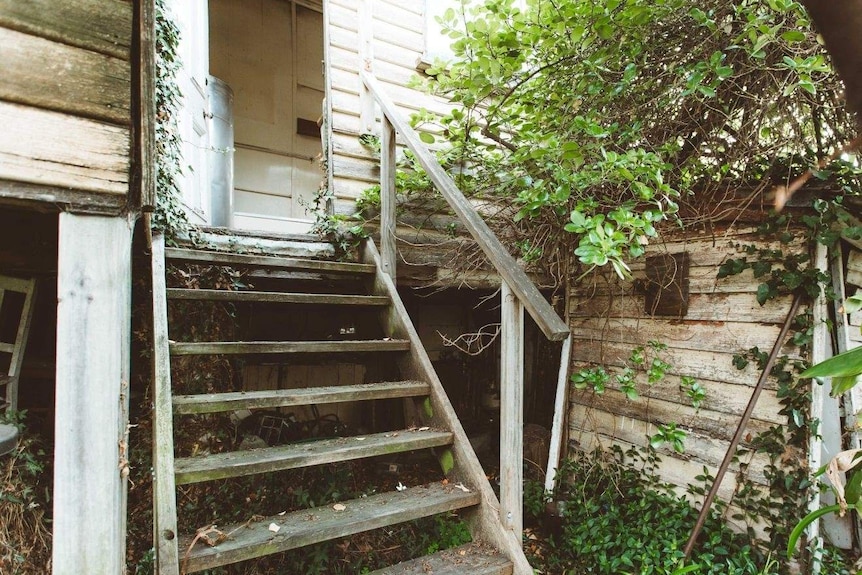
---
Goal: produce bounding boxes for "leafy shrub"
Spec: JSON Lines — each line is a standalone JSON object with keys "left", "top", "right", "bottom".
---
{"left": 529, "top": 446, "right": 777, "bottom": 575}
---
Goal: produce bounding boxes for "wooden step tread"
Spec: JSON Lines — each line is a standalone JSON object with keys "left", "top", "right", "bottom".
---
{"left": 173, "top": 381, "right": 431, "bottom": 414}
{"left": 180, "top": 482, "right": 480, "bottom": 573}
{"left": 368, "top": 543, "right": 514, "bottom": 575}
{"left": 164, "top": 247, "right": 375, "bottom": 275}
{"left": 174, "top": 429, "right": 453, "bottom": 484}
{"left": 167, "top": 288, "right": 389, "bottom": 306}
{"left": 170, "top": 339, "right": 411, "bottom": 355}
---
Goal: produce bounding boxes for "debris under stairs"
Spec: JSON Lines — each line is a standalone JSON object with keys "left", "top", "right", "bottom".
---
{"left": 150, "top": 232, "right": 530, "bottom": 574}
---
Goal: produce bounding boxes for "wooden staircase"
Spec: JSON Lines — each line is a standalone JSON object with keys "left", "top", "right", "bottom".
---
{"left": 150, "top": 234, "right": 529, "bottom": 574}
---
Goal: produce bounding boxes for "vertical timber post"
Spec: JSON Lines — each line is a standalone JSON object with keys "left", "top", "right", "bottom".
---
{"left": 53, "top": 213, "right": 133, "bottom": 575}
{"left": 380, "top": 115, "right": 397, "bottom": 282}
{"left": 500, "top": 281, "right": 524, "bottom": 542}
{"left": 358, "top": 0, "right": 375, "bottom": 135}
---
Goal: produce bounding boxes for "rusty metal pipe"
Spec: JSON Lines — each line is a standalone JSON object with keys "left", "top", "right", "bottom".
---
{"left": 683, "top": 293, "right": 803, "bottom": 559}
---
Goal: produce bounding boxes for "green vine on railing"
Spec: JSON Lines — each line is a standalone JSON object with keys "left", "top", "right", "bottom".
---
{"left": 153, "top": 0, "right": 190, "bottom": 238}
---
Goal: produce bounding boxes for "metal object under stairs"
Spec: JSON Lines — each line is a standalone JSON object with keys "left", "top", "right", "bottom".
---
{"left": 150, "top": 233, "right": 530, "bottom": 574}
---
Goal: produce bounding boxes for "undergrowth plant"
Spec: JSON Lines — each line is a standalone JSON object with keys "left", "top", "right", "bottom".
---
{"left": 0, "top": 411, "right": 51, "bottom": 575}
{"left": 530, "top": 446, "right": 778, "bottom": 575}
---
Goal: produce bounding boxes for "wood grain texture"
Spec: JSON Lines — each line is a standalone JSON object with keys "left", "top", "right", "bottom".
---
{"left": 167, "top": 289, "right": 389, "bottom": 306}
{"left": 53, "top": 213, "right": 133, "bottom": 575}
{"left": 0, "top": 27, "right": 130, "bottom": 125}
{"left": 170, "top": 339, "right": 411, "bottom": 356}
{"left": 150, "top": 234, "right": 181, "bottom": 575}
{"left": 0, "top": 0, "right": 132, "bottom": 59}
{"left": 137, "top": 0, "right": 157, "bottom": 210}
{"left": 181, "top": 483, "right": 480, "bottom": 573}
{"left": 545, "top": 335, "right": 572, "bottom": 492}
{"left": 499, "top": 282, "right": 524, "bottom": 539}
{"left": 164, "top": 247, "right": 374, "bottom": 274}
{"left": 174, "top": 429, "right": 453, "bottom": 484}
{"left": 0, "top": 102, "right": 129, "bottom": 195}
{"left": 380, "top": 116, "right": 397, "bottom": 280}
{"left": 368, "top": 542, "right": 513, "bottom": 575}
{"left": 173, "top": 381, "right": 430, "bottom": 414}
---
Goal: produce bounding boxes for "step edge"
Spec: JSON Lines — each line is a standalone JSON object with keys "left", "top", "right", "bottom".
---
{"left": 181, "top": 483, "right": 481, "bottom": 573}
{"left": 172, "top": 381, "right": 431, "bottom": 414}
{"left": 174, "top": 429, "right": 454, "bottom": 484}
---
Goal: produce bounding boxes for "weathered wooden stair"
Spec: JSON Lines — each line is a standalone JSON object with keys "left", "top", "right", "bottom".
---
{"left": 150, "top": 234, "right": 529, "bottom": 574}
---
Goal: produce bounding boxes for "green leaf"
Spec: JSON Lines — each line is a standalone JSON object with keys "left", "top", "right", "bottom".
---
{"left": 801, "top": 346, "right": 862, "bottom": 379}
{"left": 830, "top": 375, "right": 861, "bottom": 397}
{"left": 419, "top": 131, "right": 436, "bottom": 144}
{"left": 787, "top": 504, "right": 841, "bottom": 558}
{"left": 844, "top": 294, "right": 862, "bottom": 315}
{"left": 756, "top": 283, "right": 771, "bottom": 306}
{"left": 781, "top": 30, "right": 806, "bottom": 43}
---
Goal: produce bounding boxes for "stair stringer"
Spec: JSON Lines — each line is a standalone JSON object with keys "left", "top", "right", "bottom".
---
{"left": 361, "top": 240, "right": 532, "bottom": 575}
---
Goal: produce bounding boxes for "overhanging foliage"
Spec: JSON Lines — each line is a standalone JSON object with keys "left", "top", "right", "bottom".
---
{"left": 417, "top": 0, "right": 858, "bottom": 279}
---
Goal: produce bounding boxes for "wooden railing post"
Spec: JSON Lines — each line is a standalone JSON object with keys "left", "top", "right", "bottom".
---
{"left": 500, "top": 281, "right": 524, "bottom": 542}
{"left": 380, "top": 116, "right": 397, "bottom": 282}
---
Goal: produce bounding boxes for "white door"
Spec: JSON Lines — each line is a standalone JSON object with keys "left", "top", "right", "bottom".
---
{"left": 209, "top": 0, "right": 325, "bottom": 234}
{"left": 171, "top": 0, "right": 211, "bottom": 225}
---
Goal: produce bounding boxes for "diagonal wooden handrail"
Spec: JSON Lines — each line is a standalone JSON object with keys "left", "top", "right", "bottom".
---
{"left": 361, "top": 71, "right": 569, "bottom": 342}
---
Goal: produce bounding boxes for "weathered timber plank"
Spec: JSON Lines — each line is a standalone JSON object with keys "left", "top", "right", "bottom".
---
{"left": 499, "top": 282, "right": 524, "bottom": 538}
{"left": 173, "top": 380, "right": 430, "bottom": 414}
{"left": 0, "top": 27, "right": 130, "bottom": 125}
{"left": 570, "top": 386, "right": 776, "bottom": 442}
{"left": 362, "top": 72, "right": 568, "bottom": 341}
{"left": 53, "top": 214, "right": 133, "bottom": 575}
{"left": 569, "top": 316, "right": 802, "bottom": 359}
{"left": 848, "top": 249, "right": 862, "bottom": 288}
{"left": 169, "top": 339, "right": 411, "bottom": 355}
{"left": 181, "top": 483, "right": 480, "bottom": 573}
{"left": 569, "top": 292, "right": 794, "bottom": 324}
{"left": 584, "top": 365, "right": 786, "bottom": 424}
{"left": 571, "top": 339, "right": 769, "bottom": 387}
{"left": 137, "top": 0, "right": 156, "bottom": 210}
{"left": 164, "top": 247, "right": 374, "bottom": 274}
{"left": 174, "top": 429, "right": 453, "bottom": 484}
{"left": 545, "top": 335, "right": 572, "bottom": 492}
{"left": 0, "top": 102, "right": 129, "bottom": 195}
{"left": 166, "top": 289, "right": 389, "bottom": 306}
{"left": 568, "top": 404, "right": 775, "bottom": 485}
{"left": 150, "top": 234, "right": 181, "bottom": 575}
{"left": 0, "top": 0, "right": 132, "bottom": 59}
{"left": 0, "top": 179, "right": 126, "bottom": 215}
{"left": 368, "top": 543, "right": 513, "bottom": 575}
{"left": 572, "top": 265, "right": 776, "bottom": 297}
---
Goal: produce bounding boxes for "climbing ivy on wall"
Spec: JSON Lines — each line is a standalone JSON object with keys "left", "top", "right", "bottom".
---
{"left": 153, "top": 0, "right": 190, "bottom": 237}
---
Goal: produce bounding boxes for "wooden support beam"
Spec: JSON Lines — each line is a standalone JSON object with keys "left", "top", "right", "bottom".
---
{"left": 151, "top": 234, "right": 180, "bottom": 575}
{"left": 53, "top": 213, "right": 133, "bottom": 575}
{"left": 380, "top": 115, "right": 397, "bottom": 281}
{"left": 499, "top": 281, "right": 524, "bottom": 541}
{"left": 545, "top": 335, "right": 572, "bottom": 493}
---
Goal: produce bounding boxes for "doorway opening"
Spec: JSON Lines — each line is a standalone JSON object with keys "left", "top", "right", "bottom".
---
{"left": 209, "top": 0, "right": 325, "bottom": 234}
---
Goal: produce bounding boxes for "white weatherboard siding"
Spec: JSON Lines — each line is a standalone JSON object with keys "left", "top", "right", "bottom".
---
{"left": 326, "top": 0, "right": 456, "bottom": 216}
{"left": 567, "top": 226, "right": 807, "bottom": 536}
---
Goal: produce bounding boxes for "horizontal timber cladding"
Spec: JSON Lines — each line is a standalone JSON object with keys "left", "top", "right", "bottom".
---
{"left": 567, "top": 225, "right": 809, "bottom": 501}
{"left": 0, "top": 0, "right": 132, "bottom": 209}
{"left": 326, "top": 0, "right": 455, "bottom": 217}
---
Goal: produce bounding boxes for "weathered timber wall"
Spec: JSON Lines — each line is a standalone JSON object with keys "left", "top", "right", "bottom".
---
{"left": 566, "top": 225, "right": 808, "bottom": 532}
{"left": 0, "top": 0, "right": 132, "bottom": 213}
{"left": 326, "top": 0, "right": 455, "bottom": 216}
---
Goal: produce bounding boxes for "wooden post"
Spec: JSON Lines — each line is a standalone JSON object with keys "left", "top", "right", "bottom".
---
{"left": 53, "top": 213, "right": 133, "bottom": 575}
{"left": 500, "top": 281, "right": 524, "bottom": 541}
{"left": 151, "top": 234, "right": 181, "bottom": 574}
{"left": 380, "top": 116, "right": 397, "bottom": 281}
{"left": 545, "top": 335, "right": 572, "bottom": 492}
{"left": 358, "top": 0, "right": 375, "bottom": 135}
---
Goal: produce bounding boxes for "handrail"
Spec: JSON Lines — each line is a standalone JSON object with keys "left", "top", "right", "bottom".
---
{"left": 360, "top": 71, "right": 569, "bottom": 342}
